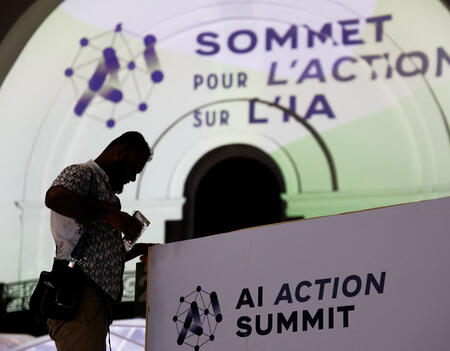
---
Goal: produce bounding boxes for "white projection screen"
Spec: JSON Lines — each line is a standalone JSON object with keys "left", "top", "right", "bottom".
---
{"left": 0, "top": 0, "right": 448, "bottom": 284}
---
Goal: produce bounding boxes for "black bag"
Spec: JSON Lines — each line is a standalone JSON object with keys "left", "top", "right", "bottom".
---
{"left": 30, "top": 223, "right": 90, "bottom": 321}
{"left": 29, "top": 260, "right": 83, "bottom": 321}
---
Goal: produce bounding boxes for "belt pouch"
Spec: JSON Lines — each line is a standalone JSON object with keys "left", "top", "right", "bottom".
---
{"left": 30, "top": 260, "right": 83, "bottom": 321}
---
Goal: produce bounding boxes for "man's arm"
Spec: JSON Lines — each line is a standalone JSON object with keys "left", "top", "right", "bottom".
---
{"left": 45, "top": 185, "right": 116, "bottom": 221}
{"left": 45, "top": 185, "right": 142, "bottom": 241}
{"left": 124, "top": 243, "right": 156, "bottom": 262}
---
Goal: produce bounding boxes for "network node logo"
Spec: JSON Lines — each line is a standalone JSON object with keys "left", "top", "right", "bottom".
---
{"left": 64, "top": 23, "right": 164, "bottom": 128}
{"left": 173, "top": 286, "right": 222, "bottom": 350}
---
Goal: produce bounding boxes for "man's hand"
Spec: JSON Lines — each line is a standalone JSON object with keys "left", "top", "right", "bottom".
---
{"left": 45, "top": 185, "right": 143, "bottom": 240}
{"left": 125, "top": 243, "right": 157, "bottom": 262}
{"left": 105, "top": 211, "right": 142, "bottom": 242}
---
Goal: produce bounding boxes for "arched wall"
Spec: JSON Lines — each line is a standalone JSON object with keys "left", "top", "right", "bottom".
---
{"left": 0, "top": 0, "right": 449, "bottom": 282}
{"left": 143, "top": 131, "right": 299, "bottom": 200}
{"left": 175, "top": 143, "right": 287, "bottom": 240}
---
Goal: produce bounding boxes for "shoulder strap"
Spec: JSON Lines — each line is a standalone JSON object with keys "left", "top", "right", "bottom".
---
{"left": 69, "top": 166, "right": 94, "bottom": 268}
{"left": 70, "top": 225, "right": 89, "bottom": 262}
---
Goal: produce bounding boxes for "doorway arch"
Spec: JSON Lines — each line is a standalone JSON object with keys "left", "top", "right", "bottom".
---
{"left": 165, "top": 144, "right": 286, "bottom": 241}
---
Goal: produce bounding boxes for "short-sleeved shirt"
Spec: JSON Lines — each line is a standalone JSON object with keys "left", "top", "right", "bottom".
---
{"left": 50, "top": 160, "right": 125, "bottom": 302}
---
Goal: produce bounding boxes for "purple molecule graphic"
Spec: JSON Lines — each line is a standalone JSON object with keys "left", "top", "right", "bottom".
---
{"left": 66, "top": 24, "right": 164, "bottom": 128}
{"left": 64, "top": 68, "right": 73, "bottom": 77}
{"left": 144, "top": 34, "right": 156, "bottom": 47}
{"left": 80, "top": 38, "right": 89, "bottom": 47}
{"left": 151, "top": 70, "right": 164, "bottom": 83}
{"left": 106, "top": 119, "right": 116, "bottom": 128}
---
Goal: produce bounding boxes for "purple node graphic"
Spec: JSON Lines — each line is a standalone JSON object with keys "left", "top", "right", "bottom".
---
{"left": 80, "top": 38, "right": 89, "bottom": 47}
{"left": 106, "top": 119, "right": 115, "bottom": 128}
{"left": 104, "top": 89, "right": 123, "bottom": 103}
{"left": 127, "top": 61, "right": 136, "bottom": 70}
{"left": 74, "top": 92, "right": 93, "bottom": 116}
{"left": 75, "top": 107, "right": 84, "bottom": 117}
{"left": 151, "top": 70, "right": 164, "bottom": 83}
{"left": 115, "top": 23, "right": 122, "bottom": 32}
{"left": 103, "top": 48, "right": 120, "bottom": 71}
{"left": 65, "top": 68, "right": 74, "bottom": 77}
{"left": 89, "top": 67, "right": 107, "bottom": 92}
{"left": 139, "top": 103, "right": 147, "bottom": 111}
{"left": 144, "top": 34, "right": 156, "bottom": 47}
{"left": 103, "top": 47, "right": 115, "bottom": 58}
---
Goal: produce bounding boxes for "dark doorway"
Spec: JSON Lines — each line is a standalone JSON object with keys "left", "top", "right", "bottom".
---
{"left": 194, "top": 157, "right": 282, "bottom": 237}
{"left": 165, "top": 144, "right": 286, "bottom": 241}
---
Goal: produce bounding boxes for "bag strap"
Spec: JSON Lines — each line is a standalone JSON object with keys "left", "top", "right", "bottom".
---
{"left": 69, "top": 225, "right": 89, "bottom": 267}
{"left": 68, "top": 167, "right": 94, "bottom": 268}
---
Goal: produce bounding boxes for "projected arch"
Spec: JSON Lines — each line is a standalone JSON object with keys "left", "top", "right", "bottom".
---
{"left": 166, "top": 144, "right": 287, "bottom": 241}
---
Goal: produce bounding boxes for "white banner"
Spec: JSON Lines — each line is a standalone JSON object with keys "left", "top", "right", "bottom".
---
{"left": 147, "top": 197, "right": 450, "bottom": 350}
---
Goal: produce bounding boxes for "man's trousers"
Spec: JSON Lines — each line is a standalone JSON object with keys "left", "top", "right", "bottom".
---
{"left": 47, "top": 283, "right": 111, "bottom": 351}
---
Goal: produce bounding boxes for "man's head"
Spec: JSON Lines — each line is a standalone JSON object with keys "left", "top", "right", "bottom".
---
{"left": 97, "top": 131, "right": 152, "bottom": 194}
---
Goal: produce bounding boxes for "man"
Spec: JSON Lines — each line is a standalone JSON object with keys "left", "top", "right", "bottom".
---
{"left": 44, "top": 131, "right": 152, "bottom": 350}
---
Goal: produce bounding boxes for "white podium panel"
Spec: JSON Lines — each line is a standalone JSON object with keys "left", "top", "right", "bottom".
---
{"left": 147, "top": 197, "right": 450, "bottom": 351}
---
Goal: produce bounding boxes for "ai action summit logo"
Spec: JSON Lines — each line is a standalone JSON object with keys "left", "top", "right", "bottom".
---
{"left": 64, "top": 23, "right": 164, "bottom": 128}
{"left": 173, "top": 286, "right": 222, "bottom": 350}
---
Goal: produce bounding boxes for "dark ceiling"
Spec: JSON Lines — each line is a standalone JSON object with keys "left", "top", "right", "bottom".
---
{"left": 0, "top": 0, "right": 36, "bottom": 44}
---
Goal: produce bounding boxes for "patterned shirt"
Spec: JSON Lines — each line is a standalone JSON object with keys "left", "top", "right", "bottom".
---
{"left": 50, "top": 160, "right": 125, "bottom": 302}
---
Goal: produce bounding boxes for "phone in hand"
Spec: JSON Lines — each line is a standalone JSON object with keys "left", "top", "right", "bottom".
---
{"left": 124, "top": 210, "right": 150, "bottom": 251}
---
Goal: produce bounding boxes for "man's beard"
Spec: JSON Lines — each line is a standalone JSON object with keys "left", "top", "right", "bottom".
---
{"left": 109, "top": 175, "right": 124, "bottom": 194}
{"left": 109, "top": 160, "right": 126, "bottom": 194}
{"left": 113, "top": 183, "right": 124, "bottom": 194}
